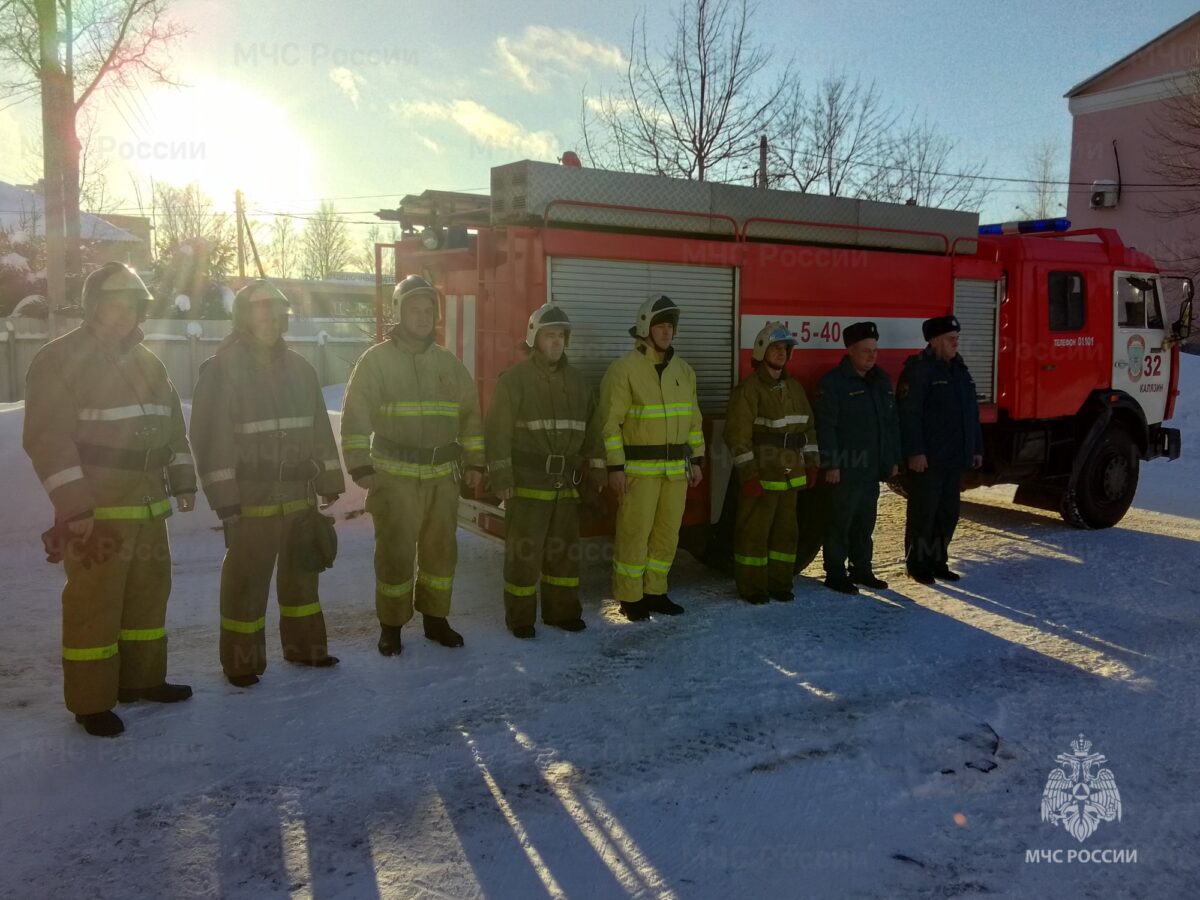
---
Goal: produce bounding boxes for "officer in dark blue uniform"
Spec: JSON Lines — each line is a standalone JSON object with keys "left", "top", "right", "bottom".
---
{"left": 816, "top": 321, "right": 902, "bottom": 594}
{"left": 897, "top": 315, "right": 983, "bottom": 584}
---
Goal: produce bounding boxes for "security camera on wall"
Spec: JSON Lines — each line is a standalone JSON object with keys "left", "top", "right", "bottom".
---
{"left": 1090, "top": 180, "right": 1119, "bottom": 209}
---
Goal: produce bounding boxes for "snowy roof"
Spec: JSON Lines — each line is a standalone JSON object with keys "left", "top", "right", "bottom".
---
{"left": 0, "top": 181, "right": 141, "bottom": 243}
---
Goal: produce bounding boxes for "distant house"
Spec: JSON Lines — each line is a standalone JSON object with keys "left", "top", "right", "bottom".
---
{"left": 0, "top": 181, "right": 144, "bottom": 265}
{"left": 1065, "top": 11, "right": 1200, "bottom": 329}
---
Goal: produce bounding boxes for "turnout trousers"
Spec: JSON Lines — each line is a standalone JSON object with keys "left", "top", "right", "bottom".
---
{"left": 369, "top": 475, "right": 459, "bottom": 626}
{"left": 219, "top": 511, "right": 330, "bottom": 678}
{"left": 823, "top": 479, "right": 881, "bottom": 579}
{"left": 734, "top": 490, "right": 799, "bottom": 598}
{"left": 61, "top": 519, "right": 171, "bottom": 715}
{"left": 611, "top": 475, "right": 688, "bottom": 603}
{"left": 503, "top": 494, "right": 582, "bottom": 629}
{"left": 904, "top": 467, "right": 962, "bottom": 578}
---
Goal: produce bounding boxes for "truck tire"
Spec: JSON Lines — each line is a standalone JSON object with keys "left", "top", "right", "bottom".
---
{"left": 1061, "top": 426, "right": 1139, "bottom": 529}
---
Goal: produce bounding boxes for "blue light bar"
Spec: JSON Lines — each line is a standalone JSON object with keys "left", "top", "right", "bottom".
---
{"left": 978, "top": 218, "right": 1072, "bottom": 236}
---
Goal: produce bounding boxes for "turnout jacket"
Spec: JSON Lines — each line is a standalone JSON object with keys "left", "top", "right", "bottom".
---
{"left": 484, "top": 350, "right": 604, "bottom": 497}
{"left": 897, "top": 347, "right": 984, "bottom": 470}
{"left": 341, "top": 328, "right": 485, "bottom": 481}
{"left": 23, "top": 325, "right": 196, "bottom": 522}
{"left": 599, "top": 340, "right": 704, "bottom": 480}
{"left": 725, "top": 364, "right": 818, "bottom": 491}
{"left": 190, "top": 335, "right": 345, "bottom": 519}
{"left": 815, "top": 357, "right": 902, "bottom": 481}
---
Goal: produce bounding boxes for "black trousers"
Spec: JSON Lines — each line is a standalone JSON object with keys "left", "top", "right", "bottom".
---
{"left": 904, "top": 467, "right": 962, "bottom": 577}
{"left": 823, "top": 479, "right": 880, "bottom": 579}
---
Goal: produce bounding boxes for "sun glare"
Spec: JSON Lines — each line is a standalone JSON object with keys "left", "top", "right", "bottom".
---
{"left": 112, "top": 75, "right": 318, "bottom": 212}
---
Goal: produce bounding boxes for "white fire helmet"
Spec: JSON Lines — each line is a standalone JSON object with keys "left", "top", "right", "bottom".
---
{"left": 525, "top": 303, "right": 572, "bottom": 348}
{"left": 751, "top": 321, "right": 798, "bottom": 362}
{"left": 630, "top": 294, "right": 680, "bottom": 339}
{"left": 391, "top": 274, "right": 440, "bottom": 322}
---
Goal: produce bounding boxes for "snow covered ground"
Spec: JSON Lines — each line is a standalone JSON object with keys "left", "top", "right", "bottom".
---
{"left": 1, "top": 358, "right": 1199, "bottom": 899}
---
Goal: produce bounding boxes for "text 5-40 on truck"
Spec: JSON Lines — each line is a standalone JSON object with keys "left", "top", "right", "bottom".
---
{"left": 373, "top": 159, "right": 1194, "bottom": 570}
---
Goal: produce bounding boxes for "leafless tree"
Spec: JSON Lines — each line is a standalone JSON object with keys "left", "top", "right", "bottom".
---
{"left": 22, "top": 108, "right": 118, "bottom": 213}
{"left": 580, "top": 0, "right": 787, "bottom": 182}
{"left": 352, "top": 223, "right": 398, "bottom": 275}
{"left": 861, "top": 116, "right": 992, "bottom": 211}
{"left": 1016, "top": 136, "right": 1065, "bottom": 219}
{"left": 0, "top": 1, "right": 188, "bottom": 292}
{"left": 301, "top": 202, "right": 351, "bottom": 280}
{"left": 769, "top": 73, "right": 896, "bottom": 197}
{"left": 267, "top": 215, "right": 299, "bottom": 280}
{"left": 153, "top": 181, "right": 234, "bottom": 277}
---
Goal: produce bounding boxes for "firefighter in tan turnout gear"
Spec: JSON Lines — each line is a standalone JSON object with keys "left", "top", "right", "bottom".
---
{"left": 600, "top": 295, "right": 704, "bottom": 620}
{"left": 23, "top": 263, "right": 197, "bottom": 737}
{"left": 341, "top": 275, "right": 485, "bottom": 654}
{"left": 724, "top": 322, "right": 819, "bottom": 604}
{"left": 485, "top": 304, "right": 605, "bottom": 638}
{"left": 190, "top": 281, "right": 345, "bottom": 687}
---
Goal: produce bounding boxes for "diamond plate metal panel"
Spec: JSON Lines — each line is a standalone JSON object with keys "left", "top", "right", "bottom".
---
{"left": 491, "top": 160, "right": 979, "bottom": 255}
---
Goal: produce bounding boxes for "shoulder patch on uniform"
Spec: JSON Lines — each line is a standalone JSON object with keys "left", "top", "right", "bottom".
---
{"left": 897, "top": 383, "right": 909, "bottom": 399}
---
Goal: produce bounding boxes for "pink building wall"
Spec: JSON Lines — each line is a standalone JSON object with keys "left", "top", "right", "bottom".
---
{"left": 1066, "top": 14, "right": 1200, "bottom": 328}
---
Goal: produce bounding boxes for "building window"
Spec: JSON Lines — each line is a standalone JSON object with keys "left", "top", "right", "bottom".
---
{"left": 1048, "top": 271, "right": 1085, "bottom": 331}
{"left": 1117, "top": 275, "right": 1163, "bottom": 329}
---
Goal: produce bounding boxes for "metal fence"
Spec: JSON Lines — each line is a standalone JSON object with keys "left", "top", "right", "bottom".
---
{"left": 0, "top": 317, "right": 375, "bottom": 403}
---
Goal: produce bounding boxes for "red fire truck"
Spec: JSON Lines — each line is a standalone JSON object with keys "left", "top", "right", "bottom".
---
{"left": 374, "top": 160, "right": 1193, "bottom": 568}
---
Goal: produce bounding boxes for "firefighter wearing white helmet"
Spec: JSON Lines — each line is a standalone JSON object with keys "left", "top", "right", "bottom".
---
{"left": 723, "top": 321, "right": 819, "bottom": 603}
{"left": 599, "top": 294, "right": 703, "bottom": 620}
{"left": 191, "top": 280, "right": 346, "bottom": 686}
{"left": 341, "top": 273, "right": 485, "bottom": 654}
{"left": 23, "top": 262, "right": 198, "bottom": 737}
{"left": 485, "top": 303, "right": 604, "bottom": 638}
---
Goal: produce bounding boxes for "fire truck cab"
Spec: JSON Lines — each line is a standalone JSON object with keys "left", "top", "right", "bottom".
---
{"left": 374, "top": 160, "right": 1192, "bottom": 567}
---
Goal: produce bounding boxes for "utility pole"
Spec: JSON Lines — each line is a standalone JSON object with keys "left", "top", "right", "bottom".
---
{"left": 235, "top": 189, "right": 246, "bottom": 278}
{"left": 37, "top": 0, "right": 67, "bottom": 318}
{"left": 61, "top": 0, "right": 83, "bottom": 305}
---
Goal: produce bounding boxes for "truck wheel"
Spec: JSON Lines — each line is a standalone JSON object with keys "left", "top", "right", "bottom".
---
{"left": 1062, "top": 426, "right": 1139, "bottom": 529}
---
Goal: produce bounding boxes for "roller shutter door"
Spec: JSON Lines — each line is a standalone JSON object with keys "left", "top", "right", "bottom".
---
{"left": 953, "top": 279, "right": 998, "bottom": 402}
{"left": 547, "top": 258, "right": 735, "bottom": 413}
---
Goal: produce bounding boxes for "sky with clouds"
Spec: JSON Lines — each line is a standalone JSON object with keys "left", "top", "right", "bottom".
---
{"left": 1, "top": 0, "right": 1198, "bottom": 236}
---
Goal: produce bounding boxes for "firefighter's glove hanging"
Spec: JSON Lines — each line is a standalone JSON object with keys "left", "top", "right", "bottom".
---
{"left": 42, "top": 522, "right": 124, "bottom": 568}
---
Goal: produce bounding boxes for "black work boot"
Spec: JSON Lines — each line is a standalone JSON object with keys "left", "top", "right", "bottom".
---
{"left": 742, "top": 593, "right": 770, "bottom": 605}
{"left": 619, "top": 601, "right": 650, "bottom": 621}
{"left": 823, "top": 575, "right": 859, "bottom": 595}
{"left": 511, "top": 625, "right": 536, "bottom": 639}
{"left": 907, "top": 570, "right": 935, "bottom": 585}
{"left": 75, "top": 710, "right": 124, "bottom": 737}
{"left": 378, "top": 624, "right": 404, "bottom": 657}
{"left": 228, "top": 674, "right": 259, "bottom": 688}
{"left": 423, "top": 615, "right": 464, "bottom": 648}
{"left": 290, "top": 656, "right": 340, "bottom": 668}
{"left": 117, "top": 683, "right": 193, "bottom": 703}
{"left": 644, "top": 593, "right": 685, "bottom": 615}
{"left": 769, "top": 590, "right": 795, "bottom": 603}
{"left": 934, "top": 567, "right": 962, "bottom": 582}
{"left": 547, "top": 618, "right": 586, "bottom": 632}
{"left": 850, "top": 571, "right": 889, "bottom": 590}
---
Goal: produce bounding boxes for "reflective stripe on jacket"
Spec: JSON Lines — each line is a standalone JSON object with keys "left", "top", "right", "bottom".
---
{"left": 340, "top": 330, "right": 484, "bottom": 480}
{"left": 23, "top": 325, "right": 196, "bottom": 521}
{"left": 191, "top": 335, "right": 345, "bottom": 515}
{"left": 484, "top": 349, "right": 604, "bottom": 495}
{"left": 599, "top": 341, "right": 704, "bottom": 480}
{"left": 725, "top": 365, "right": 818, "bottom": 491}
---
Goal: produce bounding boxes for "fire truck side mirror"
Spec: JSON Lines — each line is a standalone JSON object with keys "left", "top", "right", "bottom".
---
{"left": 1174, "top": 294, "right": 1193, "bottom": 339}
